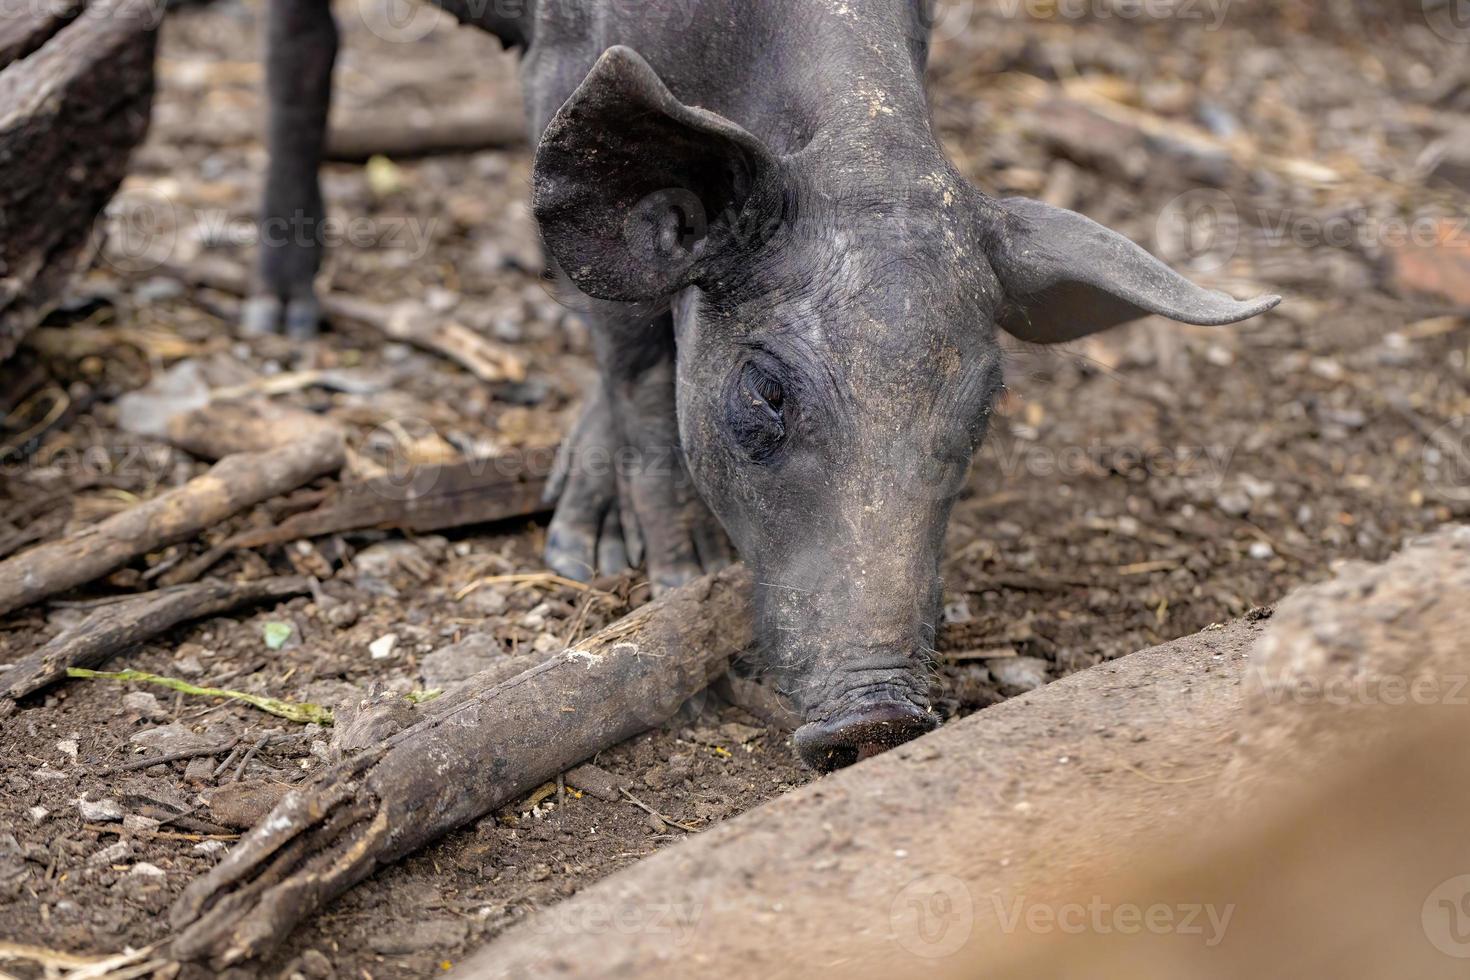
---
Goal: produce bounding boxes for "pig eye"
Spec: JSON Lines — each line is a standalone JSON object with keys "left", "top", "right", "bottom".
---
{"left": 727, "top": 361, "right": 788, "bottom": 462}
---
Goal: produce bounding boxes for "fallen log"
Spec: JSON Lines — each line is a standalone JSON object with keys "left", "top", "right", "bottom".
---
{"left": 453, "top": 618, "right": 1265, "bottom": 979}
{"left": 0, "top": 576, "right": 310, "bottom": 715}
{"left": 161, "top": 447, "right": 555, "bottom": 586}
{"left": 453, "top": 526, "right": 1470, "bottom": 980}
{"left": 0, "top": 0, "right": 159, "bottom": 361}
{"left": 189, "top": 106, "right": 527, "bottom": 161}
{"left": 0, "top": 430, "right": 343, "bottom": 617}
{"left": 169, "top": 565, "right": 754, "bottom": 967}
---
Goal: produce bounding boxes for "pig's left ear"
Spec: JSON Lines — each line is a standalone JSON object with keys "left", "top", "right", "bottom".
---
{"left": 986, "top": 197, "right": 1280, "bottom": 344}
{"left": 533, "top": 45, "right": 783, "bottom": 302}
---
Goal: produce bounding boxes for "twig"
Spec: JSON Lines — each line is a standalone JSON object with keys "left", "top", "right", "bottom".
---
{"left": 455, "top": 572, "right": 614, "bottom": 601}
{"left": 101, "top": 736, "right": 241, "bottom": 775}
{"left": 619, "top": 788, "right": 701, "bottom": 833}
{"left": 233, "top": 734, "right": 271, "bottom": 783}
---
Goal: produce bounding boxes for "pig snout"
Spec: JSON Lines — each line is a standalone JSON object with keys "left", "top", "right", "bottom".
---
{"left": 788, "top": 655, "right": 939, "bottom": 772}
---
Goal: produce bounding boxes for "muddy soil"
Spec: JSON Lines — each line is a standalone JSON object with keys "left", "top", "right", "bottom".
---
{"left": 1, "top": 1, "right": 1466, "bottom": 977}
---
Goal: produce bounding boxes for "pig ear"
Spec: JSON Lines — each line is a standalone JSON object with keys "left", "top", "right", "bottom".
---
{"left": 533, "top": 45, "right": 782, "bottom": 302}
{"left": 986, "top": 197, "right": 1280, "bottom": 344}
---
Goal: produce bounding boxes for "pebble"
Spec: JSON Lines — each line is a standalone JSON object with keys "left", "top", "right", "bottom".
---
{"left": 89, "top": 840, "right": 132, "bottom": 866}
{"left": 122, "top": 691, "right": 168, "bottom": 721}
{"left": 1216, "top": 489, "right": 1252, "bottom": 517}
{"left": 56, "top": 739, "right": 79, "bottom": 760}
{"left": 461, "top": 587, "right": 509, "bottom": 616}
{"left": 299, "top": 950, "right": 334, "bottom": 979}
{"left": 193, "top": 840, "right": 228, "bottom": 856}
{"left": 532, "top": 632, "right": 563, "bottom": 654}
{"left": 127, "top": 862, "right": 166, "bottom": 879}
{"left": 78, "top": 798, "right": 124, "bottom": 823}
{"left": 131, "top": 724, "right": 210, "bottom": 755}
{"left": 122, "top": 815, "right": 161, "bottom": 834}
{"left": 989, "top": 656, "right": 1051, "bottom": 696}
{"left": 1249, "top": 541, "right": 1276, "bottom": 560}
{"left": 26, "top": 806, "right": 49, "bottom": 824}
{"left": 369, "top": 633, "right": 399, "bottom": 660}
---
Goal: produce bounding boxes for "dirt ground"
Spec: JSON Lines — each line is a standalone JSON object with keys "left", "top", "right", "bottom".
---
{"left": 1, "top": 1, "right": 1467, "bottom": 977}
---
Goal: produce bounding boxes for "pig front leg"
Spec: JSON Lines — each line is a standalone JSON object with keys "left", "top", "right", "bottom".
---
{"left": 546, "top": 305, "right": 733, "bottom": 593}
{"left": 244, "top": 0, "right": 338, "bottom": 338}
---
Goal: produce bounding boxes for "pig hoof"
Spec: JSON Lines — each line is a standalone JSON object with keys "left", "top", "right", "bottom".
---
{"left": 546, "top": 505, "right": 636, "bottom": 582}
{"left": 283, "top": 296, "right": 322, "bottom": 340}
{"left": 240, "top": 294, "right": 283, "bottom": 336}
{"left": 793, "top": 701, "right": 938, "bottom": 772}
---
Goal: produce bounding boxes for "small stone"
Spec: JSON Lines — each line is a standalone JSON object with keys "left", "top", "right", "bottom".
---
{"left": 461, "top": 587, "right": 508, "bottom": 616}
{"left": 122, "top": 815, "right": 161, "bottom": 834}
{"left": 369, "top": 633, "right": 398, "bottom": 660}
{"left": 1216, "top": 489, "right": 1252, "bottom": 517}
{"left": 26, "top": 806, "right": 49, "bottom": 824}
{"left": 531, "top": 632, "right": 562, "bottom": 654}
{"left": 644, "top": 811, "right": 667, "bottom": 834}
{"left": 989, "top": 656, "right": 1051, "bottom": 696}
{"left": 718, "top": 722, "right": 763, "bottom": 745}
{"left": 207, "top": 782, "right": 289, "bottom": 830}
{"left": 130, "top": 724, "right": 209, "bottom": 756}
{"left": 193, "top": 840, "right": 227, "bottom": 856}
{"left": 326, "top": 602, "right": 360, "bottom": 628}
{"left": 127, "top": 862, "right": 166, "bottom": 879}
{"left": 89, "top": 840, "right": 132, "bottom": 866}
{"left": 121, "top": 691, "right": 167, "bottom": 721}
{"left": 55, "top": 739, "right": 78, "bottom": 760}
{"left": 183, "top": 756, "right": 215, "bottom": 783}
{"left": 78, "top": 798, "right": 124, "bottom": 823}
{"left": 1249, "top": 541, "right": 1276, "bottom": 560}
{"left": 299, "top": 949, "right": 333, "bottom": 979}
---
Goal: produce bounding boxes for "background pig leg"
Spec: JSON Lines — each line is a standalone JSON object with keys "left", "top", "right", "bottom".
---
{"left": 244, "top": 0, "right": 337, "bottom": 338}
{"left": 546, "top": 303, "right": 733, "bottom": 592}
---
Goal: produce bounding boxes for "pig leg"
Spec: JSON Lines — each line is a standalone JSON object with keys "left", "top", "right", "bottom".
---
{"left": 244, "top": 0, "right": 338, "bottom": 338}
{"left": 543, "top": 380, "right": 640, "bottom": 579}
{"left": 546, "top": 304, "right": 733, "bottom": 592}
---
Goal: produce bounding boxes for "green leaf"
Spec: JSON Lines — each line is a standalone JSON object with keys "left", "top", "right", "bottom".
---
{"left": 263, "top": 621, "right": 293, "bottom": 651}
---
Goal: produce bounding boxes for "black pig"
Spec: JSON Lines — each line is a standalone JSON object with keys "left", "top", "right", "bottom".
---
{"left": 255, "top": 0, "right": 1279, "bottom": 770}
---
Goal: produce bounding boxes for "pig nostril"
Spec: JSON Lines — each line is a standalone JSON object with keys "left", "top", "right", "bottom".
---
{"left": 793, "top": 701, "right": 938, "bottom": 772}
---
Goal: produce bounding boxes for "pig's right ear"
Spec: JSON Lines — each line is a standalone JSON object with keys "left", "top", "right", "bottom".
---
{"left": 533, "top": 45, "right": 783, "bottom": 302}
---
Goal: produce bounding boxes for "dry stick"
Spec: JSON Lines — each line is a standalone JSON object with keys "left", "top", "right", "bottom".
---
{"left": 0, "top": 577, "right": 312, "bottom": 715}
{"left": 188, "top": 106, "right": 526, "bottom": 161}
{"left": 0, "top": 431, "right": 342, "bottom": 617}
{"left": 169, "top": 565, "right": 755, "bottom": 968}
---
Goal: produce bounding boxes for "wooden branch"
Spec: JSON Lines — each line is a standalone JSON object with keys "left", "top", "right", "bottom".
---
{"left": 0, "top": 0, "right": 159, "bottom": 361}
{"left": 323, "top": 108, "right": 526, "bottom": 162}
{"left": 0, "top": 431, "right": 343, "bottom": 617}
{"left": 0, "top": 577, "right": 310, "bottom": 713}
{"left": 166, "top": 399, "right": 346, "bottom": 460}
{"left": 188, "top": 106, "right": 527, "bottom": 161}
{"left": 169, "top": 565, "right": 754, "bottom": 968}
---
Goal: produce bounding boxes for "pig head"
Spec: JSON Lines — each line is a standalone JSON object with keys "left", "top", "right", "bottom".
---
{"left": 533, "top": 46, "right": 1278, "bottom": 770}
